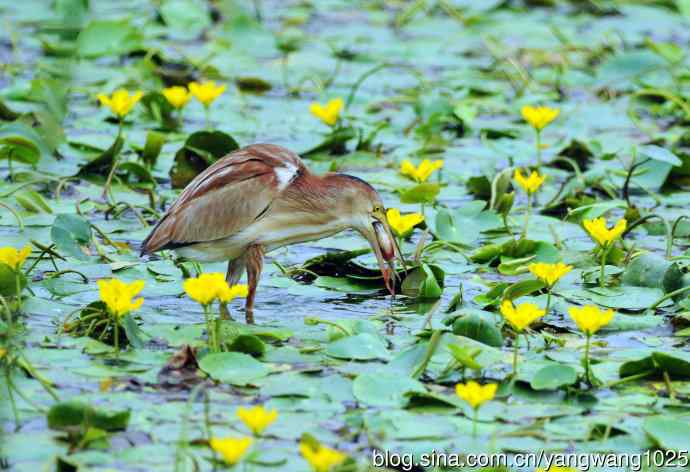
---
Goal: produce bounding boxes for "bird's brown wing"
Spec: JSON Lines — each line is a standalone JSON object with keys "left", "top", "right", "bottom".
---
{"left": 141, "top": 144, "right": 304, "bottom": 254}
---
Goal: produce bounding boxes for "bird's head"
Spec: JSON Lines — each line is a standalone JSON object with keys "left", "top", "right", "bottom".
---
{"left": 330, "top": 175, "right": 403, "bottom": 295}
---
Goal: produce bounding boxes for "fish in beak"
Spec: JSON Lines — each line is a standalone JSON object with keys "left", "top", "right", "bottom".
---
{"left": 361, "top": 220, "right": 404, "bottom": 296}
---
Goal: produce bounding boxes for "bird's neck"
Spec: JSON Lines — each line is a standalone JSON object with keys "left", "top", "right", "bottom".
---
{"left": 281, "top": 172, "right": 357, "bottom": 226}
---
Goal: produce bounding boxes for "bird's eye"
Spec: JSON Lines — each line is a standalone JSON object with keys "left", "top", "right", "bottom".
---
{"left": 373, "top": 205, "right": 383, "bottom": 213}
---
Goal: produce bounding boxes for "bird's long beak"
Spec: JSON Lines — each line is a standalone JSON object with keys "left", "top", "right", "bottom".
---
{"left": 362, "top": 220, "right": 400, "bottom": 296}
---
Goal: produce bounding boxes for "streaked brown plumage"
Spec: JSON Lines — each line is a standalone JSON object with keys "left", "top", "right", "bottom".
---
{"left": 141, "top": 143, "right": 401, "bottom": 323}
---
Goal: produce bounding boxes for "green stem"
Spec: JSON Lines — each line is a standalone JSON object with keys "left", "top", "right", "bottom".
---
{"left": 306, "top": 318, "right": 351, "bottom": 337}
{"left": 546, "top": 290, "right": 552, "bottom": 313}
{"left": 599, "top": 246, "right": 608, "bottom": 288}
{"left": 4, "top": 367, "right": 20, "bottom": 428}
{"left": 113, "top": 318, "right": 120, "bottom": 358}
{"left": 203, "top": 305, "right": 215, "bottom": 352}
{"left": 102, "top": 154, "right": 119, "bottom": 202}
{"left": 606, "top": 369, "right": 655, "bottom": 388}
{"left": 204, "top": 106, "right": 211, "bottom": 130}
{"left": 0, "top": 201, "right": 24, "bottom": 231}
{"left": 512, "top": 334, "right": 519, "bottom": 377}
{"left": 17, "top": 355, "right": 59, "bottom": 400}
{"left": 6, "top": 373, "right": 46, "bottom": 412}
{"left": 14, "top": 271, "right": 22, "bottom": 313}
{"left": 663, "top": 371, "right": 674, "bottom": 399}
{"left": 535, "top": 130, "right": 542, "bottom": 167}
{"left": 412, "top": 330, "right": 443, "bottom": 379}
{"left": 521, "top": 193, "right": 532, "bottom": 240}
{"left": 472, "top": 408, "right": 478, "bottom": 437}
{"left": 502, "top": 214, "right": 512, "bottom": 236}
{"left": 584, "top": 334, "right": 591, "bottom": 386}
{"left": 649, "top": 284, "right": 690, "bottom": 310}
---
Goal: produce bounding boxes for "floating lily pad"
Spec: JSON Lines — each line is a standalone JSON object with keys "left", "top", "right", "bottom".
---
{"left": 352, "top": 372, "right": 426, "bottom": 408}
{"left": 199, "top": 352, "right": 271, "bottom": 386}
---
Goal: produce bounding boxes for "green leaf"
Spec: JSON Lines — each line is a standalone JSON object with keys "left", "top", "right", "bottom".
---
{"left": 401, "top": 264, "right": 444, "bottom": 299}
{"left": 352, "top": 372, "right": 426, "bottom": 407}
{"left": 651, "top": 351, "right": 690, "bottom": 378}
{"left": 399, "top": 183, "right": 440, "bottom": 204}
{"left": 324, "top": 333, "right": 389, "bottom": 361}
{"left": 645, "top": 39, "right": 685, "bottom": 64}
{"left": 77, "top": 20, "right": 143, "bottom": 57}
{"left": 450, "top": 310, "right": 503, "bottom": 347}
{"left": 560, "top": 286, "right": 667, "bottom": 311}
{"left": 51, "top": 214, "right": 92, "bottom": 260}
{"left": 78, "top": 136, "right": 123, "bottom": 176}
{"left": 622, "top": 253, "right": 684, "bottom": 294}
{"left": 120, "top": 314, "right": 146, "bottom": 349}
{"left": 226, "top": 334, "right": 266, "bottom": 357}
{"left": 638, "top": 145, "right": 682, "bottom": 167}
{"left": 619, "top": 350, "right": 690, "bottom": 379}
{"left": 0, "top": 122, "right": 49, "bottom": 165}
{"left": 47, "top": 401, "right": 130, "bottom": 432}
{"left": 434, "top": 203, "right": 502, "bottom": 245}
{"left": 54, "top": 0, "right": 89, "bottom": 32}
{"left": 159, "top": 0, "right": 211, "bottom": 39}
{"left": 15, "top": 190, "right": 52, "bottom": 213}
{"left": 530, "top": 364, "right": 578, "bottom": 390}
{"left": 301, "top": 126, "right": 357, "bottom": 157}
{"left": 446, "top": 343, "right": 482, "bottom": 370}
{"left": 235, "top": 77, "right": 272, "bottom": 94}
{"left": 141, "top": 131, "right": 166, "bottom": 168}
{"left": 0, "top": 263, "right": 27, "bottom": 297}
{"left": 643, "top": 416, "right": 690, "bottom": 450}
{"left": 198, "top": 352, "right": 271, "bottom": 386}
{"left": 170, "top": 131, "right": 239, "bottom": 188}
{"left": 0, "top": 99, "right": 20, "bottom": 121}
{"left": 504, "top": 279, "right": 545, "bottom": 301}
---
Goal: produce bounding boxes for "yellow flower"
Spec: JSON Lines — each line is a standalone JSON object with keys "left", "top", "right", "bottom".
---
{"left": 0, "top": 347, "right": 6, "bottom": 360}
{"left": 99, "top": 377, "right": 113, "bottom": 392}
{"left": 209, "top": 437, "right": 252, "bottom": 465}
{"left": 237, "top": 405, "right": 278, "bottom": 435}
{"left": 400, "top": 159, "right": 444, "bottom": 183}
{"left": 183, "top": 272, "right": 226, "bottom": 306}
{"left": 500, "top": 300, "right": 545, "bottom": 332}
{"left": 568, "top": 305, "right": 615, "bottom": 335}
{"left": 162, "top": 86, "right": 191, "bottom": 109}
{"left": 521, "top": 105, "right": 560, "bottom": 131}
{"left": 309, "top": 98, "right": 344, "bottom": 126}
{"left": 583, "top": 217, "right": 627, "bottom": 247}
{"left": 189, "top": 81, "right": 226, "bottom": 107}
{"left": 0, "top": 245, "right": 31, "bottom": 270}
{"left": 455, "top": 380, "right": 497, "bottom": 409}
{"left": 218, "top": 283, "right": 249, "bottom": 303}
{"left": 97, "top": 279, "right": 144, "bottom": 318}
{"left": 299, "top": 441, "right": 347, "bottom": 472}
{"left": 386, "top": 208, "right": 424, "bottom": 238}
{"left": 514, "top": 169, "right": 545, "bottom": 194}
{"left": 528, "top": 262, "right": 573, "bottom": 287}
{"left": 97, "top": 89, "right": 143, "bottom": 118}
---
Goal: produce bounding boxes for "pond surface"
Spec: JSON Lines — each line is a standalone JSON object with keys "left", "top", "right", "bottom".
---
{"left": 2, "top": 0, "right": 690, "bottom": 471}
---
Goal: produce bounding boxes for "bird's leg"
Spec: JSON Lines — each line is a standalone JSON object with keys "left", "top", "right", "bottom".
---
{"left": 221, "top": 256, "right": 246, "bottom": 320}
{"left": 245, "top": 244, "right": 264, "bottom": 324}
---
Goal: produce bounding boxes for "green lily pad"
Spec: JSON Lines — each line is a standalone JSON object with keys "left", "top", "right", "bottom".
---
{"left": 199, "top": 352, "right": 271, "bottom": 386}
{"left": 530, "top": 364, "right": 578, "bottom": 391}
{"left": 643, "top": 416, "right": 690, "bottom": 451}
{"left": 324, "top": 333, "right": 390, "bottom": 361}
{"left": 352, "top": 372, "right": 426, "bottom": 408}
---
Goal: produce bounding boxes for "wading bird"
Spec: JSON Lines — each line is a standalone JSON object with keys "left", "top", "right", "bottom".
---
{"left": 141, "top": 144, "right": 401, "bottom": 323}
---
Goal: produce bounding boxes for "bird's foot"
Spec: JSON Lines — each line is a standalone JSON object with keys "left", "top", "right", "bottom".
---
{"left": 245, "top": 309, "right": 254, "bottom": 325}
